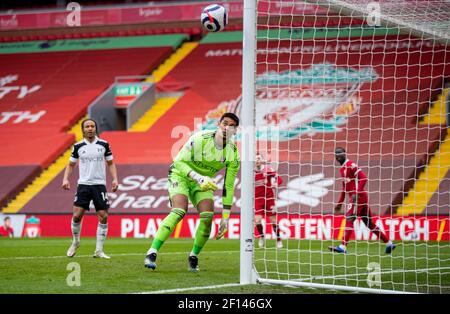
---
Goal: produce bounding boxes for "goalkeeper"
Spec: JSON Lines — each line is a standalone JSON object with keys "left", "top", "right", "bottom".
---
{"left": 144, "top": 112, "right": 240, "bottom": 272}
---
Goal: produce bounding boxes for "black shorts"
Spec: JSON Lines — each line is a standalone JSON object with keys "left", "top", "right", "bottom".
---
{"left": 74, "top": 184, "right": 110, "bottom": 211}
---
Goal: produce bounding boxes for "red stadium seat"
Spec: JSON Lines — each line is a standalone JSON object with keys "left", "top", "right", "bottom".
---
{"left": 0, "top": 45, "right": 175, "bottom": 167}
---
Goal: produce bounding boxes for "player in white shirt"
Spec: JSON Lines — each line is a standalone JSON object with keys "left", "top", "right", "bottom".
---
{"left": 62, "top": 119, "right": 118, "bottom": 258}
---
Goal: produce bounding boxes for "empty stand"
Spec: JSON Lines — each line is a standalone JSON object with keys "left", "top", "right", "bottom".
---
{"left": 0, "top": 27, "right": 202, "bottom": 43}
{"left": 0, "top": 46, "right": 175, "bottom": 166}
{"left": 0, "top": 34, "right": 186, "bottom": 211}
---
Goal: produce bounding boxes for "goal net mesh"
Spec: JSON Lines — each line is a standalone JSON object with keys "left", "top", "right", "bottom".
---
{"left": 251, "top": 0, "right": 450, "bottom": 293}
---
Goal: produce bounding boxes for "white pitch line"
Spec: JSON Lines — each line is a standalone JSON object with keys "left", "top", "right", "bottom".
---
{"left": 133, "top": 283, "right": 244, "bottom": 294}
{"left": 296, "top": 266, "right": 450, "bottom": 282}
{"left": 0, "top": 250, "right": 239, "bottom": 261}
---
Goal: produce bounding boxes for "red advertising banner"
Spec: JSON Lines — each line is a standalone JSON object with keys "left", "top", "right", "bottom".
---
{"left": 0, "top": 1, "right": 327, "bottom": 31}
{"left": 20, "top": 214, "right": 450, "bottom": 242}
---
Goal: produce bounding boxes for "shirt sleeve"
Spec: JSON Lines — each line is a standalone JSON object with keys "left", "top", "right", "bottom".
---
{"left": 173, "top": 135, "right": 195, "bottom": 177}
{"left": 222, "top": 145, "right": 240, "bottom": 208}
{"left": 356, "top": 168, "right": 368, "bottom": 193}
{"left": 104, "top": 142, "right": 113, "bottom": 161}
{"left": 350, "top": 162, "right": 367, "bottom": 193}
{"left": 338, "top": 171, "right": 346, "bottom": 204}
{"left": 338, "top": 188, "right": 346, "bottom": 204}
{"left": 69, "top": 145, "right": 79, "bottom": 163}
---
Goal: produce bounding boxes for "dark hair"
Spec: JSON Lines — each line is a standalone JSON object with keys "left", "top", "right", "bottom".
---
{"left": 220, "top": 112, "right": 239, "bottom": 126}
{"left": 81, "top": 118, "right": 98, "bottom": 134}
{"left": 335, "top": 147, "right": 346, "bottom": 154}
{"left": 4, "top": 216, "right": 10, "bottom": 221}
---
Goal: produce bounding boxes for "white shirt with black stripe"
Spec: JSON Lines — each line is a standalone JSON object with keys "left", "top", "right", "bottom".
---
{"left": 69, "top": 137, "right": 113, "bottom": 185}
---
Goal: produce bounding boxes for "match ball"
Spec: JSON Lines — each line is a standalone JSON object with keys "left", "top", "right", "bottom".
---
{"left": 201, "top": 4, "right": 228, "bottom": 32}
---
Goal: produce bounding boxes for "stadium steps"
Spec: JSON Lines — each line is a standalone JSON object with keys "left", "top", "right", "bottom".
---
{"left": 129, "top": 42, "right": 197, "bottom": 132}
{"left": 397, "top": 90, "right": 449, "bottom": 216}
{"left": 146, "top": 42, "right": 198, "bottom": 83}
{"left": 2, "top": 116, "right": 85, "bottom": 214}
{"left": 129, "top": 97, "right": 179, "bottom": 132}
{"left": 397, "top": 136, "right": 450, "bottom": 216}
{"left": 422, "top": 88, "right": 448, "bottom": 125}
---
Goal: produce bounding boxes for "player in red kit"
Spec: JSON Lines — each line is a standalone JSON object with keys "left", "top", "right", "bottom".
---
{"left": 329, "top": 147, "right": 396, "bottom": 254}
{"left": 254, "top": 154, "right": 284, "bottom": 249}
{"left": 0, "top": 216, "right": 14, "bottom": 237}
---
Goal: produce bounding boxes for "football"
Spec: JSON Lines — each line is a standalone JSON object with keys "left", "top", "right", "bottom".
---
{"left": 201, "top": 4, "right": 228, "bottom": 32}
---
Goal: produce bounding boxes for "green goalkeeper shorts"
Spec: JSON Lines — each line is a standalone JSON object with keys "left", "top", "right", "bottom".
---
{"left": 168, "top": 171, "right": 214, "bottom": 207}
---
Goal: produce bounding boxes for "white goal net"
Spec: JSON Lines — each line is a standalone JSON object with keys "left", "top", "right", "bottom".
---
{"left": 241, "top": 0, "right": 450, "bottom": 293}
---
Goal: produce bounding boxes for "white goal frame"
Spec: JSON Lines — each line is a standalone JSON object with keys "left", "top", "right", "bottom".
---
{"left": 240, "top": 0, "right": 449, "bottom": 294}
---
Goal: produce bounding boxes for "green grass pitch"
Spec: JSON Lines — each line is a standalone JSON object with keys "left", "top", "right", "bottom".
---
{"left": 0, "top": 238, "right": 448, "bottom": 294}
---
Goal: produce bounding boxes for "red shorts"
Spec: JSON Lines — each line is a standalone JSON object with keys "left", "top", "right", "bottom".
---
{"left": 345, "top": 192, "right": 373, "bottom": 218}
{"left": 255, "top": 199, "right": 276, "bottom": 217}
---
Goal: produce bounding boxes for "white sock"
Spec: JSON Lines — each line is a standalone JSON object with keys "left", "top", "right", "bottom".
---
{"left": 387, "top": 240, "right": 393, "bottom": 246}
{"left": 71, "top": 220, "right": 81, "bottom": 243}
{"left": 147, "top": 248, "right": 157, "bottom": 255}
{"left": 96, "top": 223, "right": 108, "bottom": 252}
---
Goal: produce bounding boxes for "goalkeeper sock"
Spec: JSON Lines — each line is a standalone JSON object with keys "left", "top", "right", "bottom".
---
{"left": 256, "top": 223, "right": 264, "bottom": 237}
{"left": 71, "top": 219, "right": 81, "bottom": 243}
{"left": 95, "top": 223, "right": 108, "bottom": 252}
{"left": 192, "top": 211, "right": 214, "bottom": 255}
{"left": 151, "top": 208, "right": 186, "bottom": 251}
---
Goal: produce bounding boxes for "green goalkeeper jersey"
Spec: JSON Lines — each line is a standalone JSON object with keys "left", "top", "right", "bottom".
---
{"left": 171, "top": 130, "right": 240, "bottom": 207}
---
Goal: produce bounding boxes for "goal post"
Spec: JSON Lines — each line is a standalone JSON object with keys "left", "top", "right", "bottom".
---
{"left": 240, "top": 0, "right": 258, "bottom": 285}
{"left": 240, "top": 0, "right": 450, "bottom": 293}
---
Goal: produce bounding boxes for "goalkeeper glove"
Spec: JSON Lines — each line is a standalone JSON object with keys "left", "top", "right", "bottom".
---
{"left": 189, "top": 171, "right": 218, "bottom": 191}
{"left": 216, "top": 209, "right": 230, "bottom": 240}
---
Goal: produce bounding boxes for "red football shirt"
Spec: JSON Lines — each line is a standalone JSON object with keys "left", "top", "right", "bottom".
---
{"left": 337, "top": 159, "right": 368, "bottom": 203}
{"left": 254, "top": 165, "right": 283, "bottom": 201}
{"left": 0, "top": 226, "right": 14, "bottom": 237}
